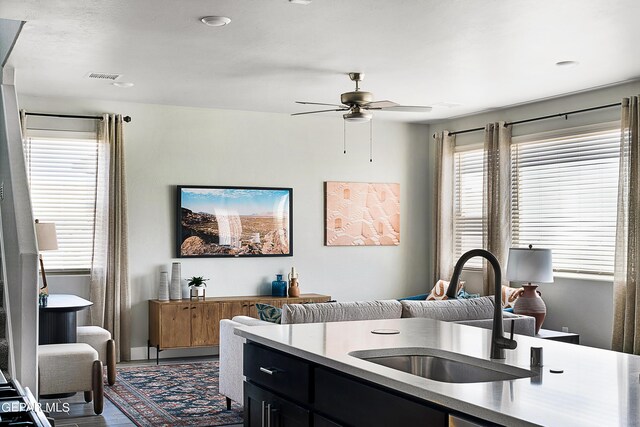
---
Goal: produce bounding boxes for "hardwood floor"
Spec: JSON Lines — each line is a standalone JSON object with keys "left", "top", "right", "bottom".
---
{"left": 41, "top": 356, "right": 243, "bottom": 427}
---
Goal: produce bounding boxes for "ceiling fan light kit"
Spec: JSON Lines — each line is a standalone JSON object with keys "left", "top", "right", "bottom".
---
{"left": 343, "top": 107, "right": 372, "bottom": 123}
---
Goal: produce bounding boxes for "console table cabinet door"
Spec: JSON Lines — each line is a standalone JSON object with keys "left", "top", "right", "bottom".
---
{"left": 160, "top": 303, "right": 191, "bottom": 348}
{"left": 191, "top": 303, "right": 220, "bottom": 346}
{"left": 220, "top": 301, "right": 250, "bottom": 320}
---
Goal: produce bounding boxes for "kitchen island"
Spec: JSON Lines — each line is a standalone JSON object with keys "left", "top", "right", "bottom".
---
{"left": 236, "top": 317, "right": 640, "bottom": 426}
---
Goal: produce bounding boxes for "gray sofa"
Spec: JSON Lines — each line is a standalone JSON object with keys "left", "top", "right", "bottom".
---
{"left": 219, "top": 297, "right": 535, "bottom": 407}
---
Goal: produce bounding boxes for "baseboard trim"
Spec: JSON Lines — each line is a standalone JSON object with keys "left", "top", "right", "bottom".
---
{"left": 130, "top": 346, "right": 220, "bottom": 361}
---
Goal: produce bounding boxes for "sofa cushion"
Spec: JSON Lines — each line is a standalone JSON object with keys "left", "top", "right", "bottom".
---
{"left": 400, "top": 296, "right": 496, "bottom": 321}
{"left": 281, "top": 300, "right": 402, "bottom": 324}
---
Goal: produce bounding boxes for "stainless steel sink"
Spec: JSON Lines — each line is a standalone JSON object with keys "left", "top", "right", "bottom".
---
{"left": 350, "top": 349, "right": 533, "bottom": 383}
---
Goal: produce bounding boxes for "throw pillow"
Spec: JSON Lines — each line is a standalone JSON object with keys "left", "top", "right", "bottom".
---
{"left": 426, "top": 279, "right": 464, "bottom": 301}
{"left": 398, "top": 293, "right": 429, "bottom": 301}
{"left": 255, "top": 303, "right": 282, "bottom": 324}
{"left": 457, "top": 289, "right": 480, "bottom": 299}
{"left": 501, "top": 286, "right": 524, "bottom": 309}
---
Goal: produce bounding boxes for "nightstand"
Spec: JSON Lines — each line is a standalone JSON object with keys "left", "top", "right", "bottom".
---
{"left": 536, "top": 328, "right": 580, "bottom": 344}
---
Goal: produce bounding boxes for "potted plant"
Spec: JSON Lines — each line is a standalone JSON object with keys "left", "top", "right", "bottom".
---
{"left": 188, "top": 276, "right": 208, "bottom": 300}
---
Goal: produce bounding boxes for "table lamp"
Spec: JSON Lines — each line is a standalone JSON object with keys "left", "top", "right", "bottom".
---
{"left": 506, "top": 245, "right": 553, "bottom": 334}
{"left": 35, "top": 219, "right": 58, "bottom": 295}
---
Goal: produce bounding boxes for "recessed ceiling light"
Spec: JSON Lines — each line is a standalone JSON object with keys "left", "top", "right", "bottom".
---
{"left": 200, "top": 16, "right": 231, "bottom": 27}
{"left": 289, "top": 0, "right": 312, "bottom": 4}
{"left": 113, "top": 82, "right": 134, "bottom": 88}
{"left": 555, "top": 60, "right": 579, "bottom": 68}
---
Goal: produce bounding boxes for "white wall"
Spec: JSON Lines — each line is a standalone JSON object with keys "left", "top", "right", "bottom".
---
{"left": 429, "top": 80, "right": 640, "bottom": 349}
{"left": 0, "top": 83, "right": 38, "bottom": 391}
{"left": 19, "top": 95, "right": 430, "bottom": 359}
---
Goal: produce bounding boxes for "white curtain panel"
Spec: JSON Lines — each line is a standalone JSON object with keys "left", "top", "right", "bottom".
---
{"left": 90, "top": 114, "right": 131, "bottom": 362}
{"left": 482, "top": 122, "right": 512, "bottom": 296}
{"left": 612, "top": 96, "right": 640, "bottom": 355}
{"left": 433, "top": 131, "right": 455, "bottom": 283}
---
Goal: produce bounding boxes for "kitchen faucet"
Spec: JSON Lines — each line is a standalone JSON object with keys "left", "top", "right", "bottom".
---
{"left": 445, "top": 249, "right": 518, "bottom": 359}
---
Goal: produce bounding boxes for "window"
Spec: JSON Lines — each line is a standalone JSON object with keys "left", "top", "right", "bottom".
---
{"left": 453, "top": 125, "right": 620, "bottom": 276}
{"left": 511, "top": 127, "right": 619, "bottom": 276}
{"left": 454, "top": 146, "right": 484, "bottom": 269}
{"left": 24, "top": 130, "right": 99, "bottom": 271}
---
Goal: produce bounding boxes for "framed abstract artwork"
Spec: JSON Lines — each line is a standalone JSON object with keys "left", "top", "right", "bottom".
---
{"left": 324, "top": 181, "right": 400, "bottom": 246}
{"left": 177, "top": 185, "right": 292, "bottom": 257}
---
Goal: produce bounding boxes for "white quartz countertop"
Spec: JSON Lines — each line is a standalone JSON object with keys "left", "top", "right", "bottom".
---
{"left": 236, "top": 317, "right": 640, "bottom": 427}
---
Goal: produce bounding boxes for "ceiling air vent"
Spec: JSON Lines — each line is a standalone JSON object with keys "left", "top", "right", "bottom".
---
{"left": 87, "top": 72, "right": 121, "bottom": 81}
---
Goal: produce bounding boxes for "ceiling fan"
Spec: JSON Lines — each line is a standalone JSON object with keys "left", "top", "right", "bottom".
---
{"left": 292, "top": 72, "right": 432, "bottom": 122}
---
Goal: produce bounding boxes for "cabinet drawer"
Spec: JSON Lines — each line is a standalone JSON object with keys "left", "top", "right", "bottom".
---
{"left": 244, "top": 343, "right": 311, "bottom": 404}
{"left": 314, "top": 367, "right": 447, "bottom": 427}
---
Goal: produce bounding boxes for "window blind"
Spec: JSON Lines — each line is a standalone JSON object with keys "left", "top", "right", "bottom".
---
{"left": 511, "top": 128, "right": 620, "bottom": 276}
{"left": 25, "top": 132, "right": 99, "bottom": 271}
{"left": 454, "top": 147, "right": 484, "bottom": 269}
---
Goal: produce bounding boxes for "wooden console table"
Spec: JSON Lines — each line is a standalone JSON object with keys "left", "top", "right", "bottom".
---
{"left": 148, "top": 293, "right": 331, "bottom": 363}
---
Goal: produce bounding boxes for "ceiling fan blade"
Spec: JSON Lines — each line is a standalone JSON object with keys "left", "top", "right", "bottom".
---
{"left": 291, "top": 108, "right": 348, "bottom": 116}
{"left": 363, "top": 100, "right": 399, "bottom": 109}
{"left": 379, "top": 105, "right": 433, "bottom": 113}
{"left": 296, "top": 101, "right": 345, "bottom": 108}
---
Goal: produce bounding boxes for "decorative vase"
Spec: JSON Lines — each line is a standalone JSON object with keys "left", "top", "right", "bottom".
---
{"left": 170, "top": 262, "right": 182, "bottom": 300}
{"left": 272, "top": 274, "right": 287, "bottom": 297}
{"left": 181, "top": 279, "right": 190, "bottom": 299}
{"left": 513, "top": 285, "right": 546, "bottom": 334}
{"left": 288, "top": 278, "right": 300, "bottom": 297}
{"left": 158, "top": 269, "right": 169, "bottom": 301}
{"left": 287, "top": 266, "right": 300, "bottom": 297}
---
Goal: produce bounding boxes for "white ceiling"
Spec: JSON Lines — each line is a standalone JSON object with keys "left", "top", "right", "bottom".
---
{"left": 2, "top": 0, "right": 640, "bottom": 123}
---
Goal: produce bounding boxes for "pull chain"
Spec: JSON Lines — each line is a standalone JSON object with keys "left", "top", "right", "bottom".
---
{"left": 369, "top": 118, "right": 373, "bottom": 162}
{"left": 343, "top": 120, "right": 347, "bottom": 154}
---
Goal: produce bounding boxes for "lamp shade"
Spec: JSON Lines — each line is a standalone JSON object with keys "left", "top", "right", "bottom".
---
{"left": 506, "top": 247, "right": 553, "bottom": 283}
{"left": 35, "top": 221, "right": 58, "bottom": 251}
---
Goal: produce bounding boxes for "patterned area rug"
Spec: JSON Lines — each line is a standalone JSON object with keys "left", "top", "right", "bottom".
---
{"left": 104, "top": 361, "right": 243, "bottom": 426}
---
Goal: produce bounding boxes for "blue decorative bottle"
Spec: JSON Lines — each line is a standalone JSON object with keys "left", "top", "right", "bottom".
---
{"left": 271, "top": 274, "right": 287, "bottom": 297}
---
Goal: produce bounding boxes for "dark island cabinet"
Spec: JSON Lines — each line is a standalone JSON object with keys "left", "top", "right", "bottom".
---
{"left": 243, "top": 342, "right": 450, "bottom": 427}
{"left": 244, "top": 381, "right": 310, "bottom": 427}
{"left": 314, "top": 367, "right": 446, "bottom": 426}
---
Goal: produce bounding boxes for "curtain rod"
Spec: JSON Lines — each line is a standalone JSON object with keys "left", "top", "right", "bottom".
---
{"left": 441, "top": 102, "right": 621, "bottom": 137}
{"left": 25, "top": 112, "right": 132, "bottom": 122}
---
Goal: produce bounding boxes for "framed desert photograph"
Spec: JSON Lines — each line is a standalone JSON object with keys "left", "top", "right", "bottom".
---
{"left": 177, "top": 186, "right": 292, "bottom": 257}
{"left": 324, "top": 181, "right": 400, "bottom": 246}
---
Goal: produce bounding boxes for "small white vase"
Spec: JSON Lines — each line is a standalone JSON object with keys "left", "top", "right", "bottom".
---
{"left": 181, "top": 279, "right": 190, "bottom": 299}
